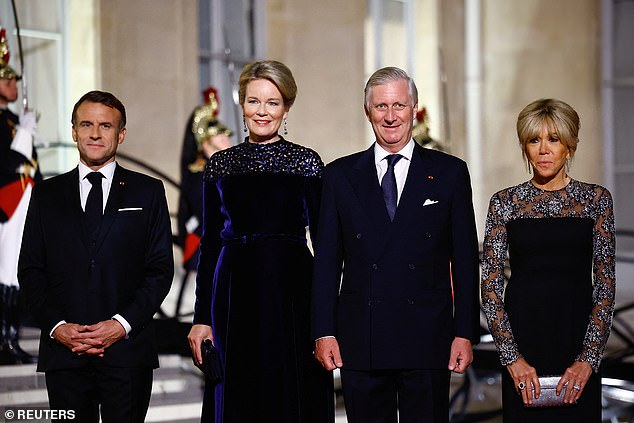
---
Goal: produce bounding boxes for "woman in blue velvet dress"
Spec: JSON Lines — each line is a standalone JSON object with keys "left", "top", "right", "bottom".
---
{"left": 481, "top": 98, "right": 615, "bottom": 422}
{"left": 188, "top": 60, "right": 334, "bottom": 423}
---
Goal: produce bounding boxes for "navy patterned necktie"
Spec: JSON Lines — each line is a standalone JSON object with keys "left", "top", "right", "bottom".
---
{"left": 381, "top": 154, "right": 402, "bottom": 221}
{"left": 85, "top": 172, "right": 104, "bottom": 235}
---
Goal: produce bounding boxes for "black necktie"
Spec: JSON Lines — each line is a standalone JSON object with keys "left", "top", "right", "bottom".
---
{"left": 85, "top": 172, "right": 104, "bottom": 236}
{"left": 381, "top": 154, "right": 402, "bottom": 221}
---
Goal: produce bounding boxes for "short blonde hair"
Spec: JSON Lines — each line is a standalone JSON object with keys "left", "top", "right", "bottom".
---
{"left": 238, "top": 60, "right": 297, "bottom": 109}
{"left": 516, "top": 98, "right": 580, "bottom": 162}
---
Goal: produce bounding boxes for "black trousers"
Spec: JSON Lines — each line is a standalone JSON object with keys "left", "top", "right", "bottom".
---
{"left": 341, "top": 368, "right": 450, "bottom": 423}
{"left": 45, "top": 364, "right": 153, "bottom": 423}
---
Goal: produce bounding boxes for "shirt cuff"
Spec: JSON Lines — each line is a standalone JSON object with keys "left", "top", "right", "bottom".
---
{"left": 49, "top": 320, "right": 67, "bottom": 338}
{"left": 112, "top": 314, "right": 131, "bottom": 337}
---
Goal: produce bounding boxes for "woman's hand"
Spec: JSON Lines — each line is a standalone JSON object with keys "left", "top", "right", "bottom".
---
{"left": 506, "top": 357, "right": 540, "bottom": 405}
{"left": 557, "top": 361, "right": 592, "bottom": 404}
{"left": 187, "top": 324, "right": 213, "bottom": 366}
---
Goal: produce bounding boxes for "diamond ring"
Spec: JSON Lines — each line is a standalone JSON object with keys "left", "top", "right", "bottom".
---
{"left": 517, "top": 381, "right": 526, "bottom": 390}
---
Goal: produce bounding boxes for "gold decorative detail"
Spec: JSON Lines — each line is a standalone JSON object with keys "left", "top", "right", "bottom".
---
{"left": 188, "top": 88, "right": 233, "bottom": 172}
{"left": 191, "top": 89, "right": 232, "bottom": 145}
{"left": 0, "top": 27, "right": 20, "bottom": 80}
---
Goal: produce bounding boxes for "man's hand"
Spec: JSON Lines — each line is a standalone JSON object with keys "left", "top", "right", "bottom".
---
{"left": 70, "top": 320, "right": 126, "bottom": 356}
{"left": 52, "top": 323, "right": 93, "bottom": 352}
{"left": 448, "top": 337, "right": 473, "bottom": 373}
{"left": 187, "top": 324, "right": 213, "bottom": 366}
{"left": 314, "top": 337, "right": 343, "bottom": 371}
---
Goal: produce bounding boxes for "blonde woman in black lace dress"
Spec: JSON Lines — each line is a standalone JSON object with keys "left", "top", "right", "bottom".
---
{"left": 481, "top": 98, "right": 616, "bottom": 422}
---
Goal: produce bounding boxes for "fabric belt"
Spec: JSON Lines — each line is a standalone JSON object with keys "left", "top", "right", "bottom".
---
{"left": 222, "top": 234, "right": 306, "bottom": 246}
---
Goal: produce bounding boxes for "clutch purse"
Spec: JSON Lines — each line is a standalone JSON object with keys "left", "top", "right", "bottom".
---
{"left": 524, "top": 375, "right": 575, "bottom": 408}
{"left": 197, "top": 339, "right": 223, "bottom": 385}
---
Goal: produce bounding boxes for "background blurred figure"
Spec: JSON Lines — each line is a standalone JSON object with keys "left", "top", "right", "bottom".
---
{"left": 187, "top": 60, "right": 334, "bottom": 423}
{"left": 481, "top": 98, "right": 616, "bottom": 422}
{"left": 178, "top": 87, "right": 232, "bottom": 422}
{"left": 178, "top": 87, "right": 232, "bottom": 273}
{"left": 0, "top": 26, "right": 40, "bottom": 365}
{"left": 412, "top": 106, "right": 445, "bottom": 152}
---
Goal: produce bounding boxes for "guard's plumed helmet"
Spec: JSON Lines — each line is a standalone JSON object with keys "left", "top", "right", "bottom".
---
{"left": 0, "top": 27, "right": 20, "bottom": 80}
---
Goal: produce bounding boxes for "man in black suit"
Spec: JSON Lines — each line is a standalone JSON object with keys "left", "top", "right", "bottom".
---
{"left": 18, "top": 90, "right": 174, "bottom": 423}
{"left": 312, "top": 67, "right": 480, "bottom": 423}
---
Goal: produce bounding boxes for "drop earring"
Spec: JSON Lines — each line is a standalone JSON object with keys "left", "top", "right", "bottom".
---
{"left": 283, "top": 118, "right": 288, "bottom": 136}
{"left": 243, "top": 116, "right": 247, "bottom": 133}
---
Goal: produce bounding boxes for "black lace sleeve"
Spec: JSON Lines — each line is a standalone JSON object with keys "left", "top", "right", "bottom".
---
{"left": 481, "top": 191, "right": 522, "bottom": 366}
{"left": 576, "top": 186, "right": 616, "bottom": 371}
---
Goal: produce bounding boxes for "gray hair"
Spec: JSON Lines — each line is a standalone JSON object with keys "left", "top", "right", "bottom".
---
{"left": 364, "top": 67, "right": 418, "bottom": 112}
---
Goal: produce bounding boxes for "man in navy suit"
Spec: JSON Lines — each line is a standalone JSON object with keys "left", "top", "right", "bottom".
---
{"left": 18, "top": 91, "right": 173, "bottom": 423}
{"left": 312, "top": 67, "right": 480, "bottom": 423}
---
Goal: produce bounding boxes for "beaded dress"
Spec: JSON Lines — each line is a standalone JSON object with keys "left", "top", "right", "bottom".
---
{"left": 193, "top": 137, "right": 334, "bottom": 423}
{"left": 481, "top": 179, "right": 615, "bottom": 422}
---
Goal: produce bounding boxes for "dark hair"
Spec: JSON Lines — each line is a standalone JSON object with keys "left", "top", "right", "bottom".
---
{"left": 71, "top": 90, "right": 127, "bottom": 130}
{"left": 238, "top": 60, "right": 297, "bottom": 109}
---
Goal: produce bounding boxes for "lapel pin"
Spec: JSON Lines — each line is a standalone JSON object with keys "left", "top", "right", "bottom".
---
{"left": 119, "top": 181, "right": 125, "bottom": 186}
{"left": 428, "top": 175, "right": 434, "bottom": 180}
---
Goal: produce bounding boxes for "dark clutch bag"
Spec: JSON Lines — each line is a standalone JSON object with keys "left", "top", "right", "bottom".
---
{"left": 197, "top": 339, "right": 223, "bottom": 385}
{"left": 524, "top": 375, "right": 575, "bottom": 408}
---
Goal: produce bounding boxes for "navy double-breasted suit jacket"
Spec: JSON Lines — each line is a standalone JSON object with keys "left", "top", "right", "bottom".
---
{"left": 18, "top": 164, "right": 174, "bottom": 372}
{"left": 311, "top": 143, "right": 480, "bottom": 370}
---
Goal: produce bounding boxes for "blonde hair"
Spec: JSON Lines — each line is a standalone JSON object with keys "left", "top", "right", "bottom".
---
{"left": 238, "top": 60, "right": 297, "bottom": 109}
{"left": 516, "top": 98, "right": 580, "bottom": 163}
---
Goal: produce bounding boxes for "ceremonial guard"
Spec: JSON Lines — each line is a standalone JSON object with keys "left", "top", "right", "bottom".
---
{"left": 0, "top": 26, "right": 40, "bottom": 364}
{"left": 178, "top": 87, "right": 232, "bottom": 271}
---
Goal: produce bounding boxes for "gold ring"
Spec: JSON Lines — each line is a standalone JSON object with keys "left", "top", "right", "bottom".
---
{"left": 518, "top": 381, "right": 526, "bottom": 390}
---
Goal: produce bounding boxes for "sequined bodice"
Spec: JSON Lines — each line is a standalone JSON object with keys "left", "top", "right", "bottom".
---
{"left": 481, "top": 179, "right": 616, "bottom": 371}
{"left": 204, "top": 138, "right": 323, "bottom": 180}
{"left": 202, "top": 138, "right": 324, "bottom": 242}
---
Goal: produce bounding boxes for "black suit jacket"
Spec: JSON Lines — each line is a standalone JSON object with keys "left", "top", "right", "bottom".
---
{"left": 18, "top": 164, "right": 174, "bottom": 371}
{"left": 311, "top": 143, "right": 479, "bottom": 370}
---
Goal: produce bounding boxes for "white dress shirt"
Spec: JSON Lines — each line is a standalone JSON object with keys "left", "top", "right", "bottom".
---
{"left": 316, "top": 140, "right": 416, "bottom": 342}
{"left": 78, "top": 161, "right": 116, "bottom": 212}
{"left": 50, "top": 161, "right": 132, "bottom": 338}
{"left": 374, "top": 139, "right": 415, "bottom": 206}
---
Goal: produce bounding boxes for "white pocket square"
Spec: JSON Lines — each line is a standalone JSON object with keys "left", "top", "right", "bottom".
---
{"left": 118, "top": 207, "right": 143, "bottom": 211}
{"left": 423, "top": 199, "right": 438, "bottom": 206}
